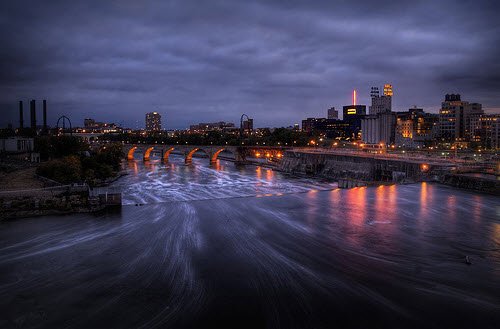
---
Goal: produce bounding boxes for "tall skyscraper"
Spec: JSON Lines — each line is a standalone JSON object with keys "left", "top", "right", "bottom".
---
{"left": 145, "top": 112, "right": 162, "bottom": 131}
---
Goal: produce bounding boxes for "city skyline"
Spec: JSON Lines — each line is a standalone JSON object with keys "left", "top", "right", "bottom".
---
{"left": 1, "top": 0, "right": 500, "bottom": 129}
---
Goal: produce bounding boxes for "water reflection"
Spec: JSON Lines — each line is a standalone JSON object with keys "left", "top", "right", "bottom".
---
{"left": 419, "top": 182, "right": 429, "bottom": 218}
{"left": 266, "top": 168, "right": 274, "bottom": 181}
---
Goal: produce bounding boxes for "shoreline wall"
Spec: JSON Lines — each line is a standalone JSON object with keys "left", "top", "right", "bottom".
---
{"left": 0, "top": 185, "right": 121, "bottom": 220}
{"left": 279, "top": 151, "right": 442, "bottom": 182}
{"left": 440, "top": 174, "right": 500, "bottom": 195}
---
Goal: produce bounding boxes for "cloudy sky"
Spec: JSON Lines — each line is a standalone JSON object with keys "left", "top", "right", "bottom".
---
{"left": 1, "top": 0, "right": 499, "bottom": 129}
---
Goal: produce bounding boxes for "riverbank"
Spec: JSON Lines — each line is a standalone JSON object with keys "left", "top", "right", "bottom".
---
{"left": 0, "top": 164, "right": 124, "bottom": 220}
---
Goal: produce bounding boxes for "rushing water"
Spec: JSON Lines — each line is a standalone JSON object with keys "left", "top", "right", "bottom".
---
{"left": 0, "top": 155, "right": 499, "bottom": 329}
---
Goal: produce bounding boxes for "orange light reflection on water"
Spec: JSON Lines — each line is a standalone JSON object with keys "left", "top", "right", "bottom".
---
{"left": 266, "top": 169, "right": 274, "bottom": 181}
{"left": 128, "top": 161, "right": 139, "bottom": 175}
{"left": 256, "top": 167, "right": 262, "bottom": 180}
{"left": 345, "top": 186, "right": 367, "bottom": 229}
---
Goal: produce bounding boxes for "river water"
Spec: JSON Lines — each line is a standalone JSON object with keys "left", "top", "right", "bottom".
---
{"left": 0, "top": 155, "right": 499, "bottom": 328}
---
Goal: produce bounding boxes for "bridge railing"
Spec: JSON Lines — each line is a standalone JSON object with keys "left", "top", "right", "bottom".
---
{"left": 288, "top": 147, "right": 493, "bottom": 166}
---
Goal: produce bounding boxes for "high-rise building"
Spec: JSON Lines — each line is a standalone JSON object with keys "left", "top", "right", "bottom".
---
{"left": 363, "top": 84, "right": 396, "bottom": 144}
{"left": 327, "top": 107, "right": 338, "bottom": 119}
{"left": 145, "top": 112, "right": 162, "bottom": 132}
{"left": 439, "top": 94, "right": 483, "bottom": 142}
{"left": 369, "top": 84, "right": 392, "bottom": 115}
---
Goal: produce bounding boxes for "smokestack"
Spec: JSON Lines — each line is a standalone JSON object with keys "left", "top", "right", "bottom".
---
{"left": 43, "top": 99, "right": 47, "bottom": 131}
{"left": 19, "top": 101, "right": 24, "bottom": 128}
{"left": 30, "top": 99, "right": 36, "bottom": 130}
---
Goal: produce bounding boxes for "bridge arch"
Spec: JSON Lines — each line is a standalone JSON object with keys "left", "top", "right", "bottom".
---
{"left": 210, "top": 148, "right": 227, "bottom": 165}
{"left": 185, "top": 148, "right": 205, "bottom": 165}
{"left": 143, "top": 147, "right": 155, "bottom": 161}
{"left": 127, "top": 146, "right": 138, "bottom": 161}
{"left": 163, "top": 147, "right": 175, "bottom": 163}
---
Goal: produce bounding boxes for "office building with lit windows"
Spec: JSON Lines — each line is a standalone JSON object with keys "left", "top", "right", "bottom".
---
{"left": 438, "top": 94, "right": 482, "bottom": 142}
{"left": 342, "top": 105, "right": 366, "bottom": 139}
{"left": 369, "top": 85, "right": 392, "bottom": 115}
{"left": 362, "top": 84, "right": 396, "bottom": 145}
{"left": 394, "top": 108, "right": 438, "bottom": 147}
{"left": 145, "top": 112, "right": 162, "bottom": 132}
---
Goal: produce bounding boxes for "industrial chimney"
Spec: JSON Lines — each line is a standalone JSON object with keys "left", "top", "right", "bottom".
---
{"left": 19, "top": 101, "right": 24, "bottom": 128}
{"left": 43, "top": 99, "right": 47, "bottom": 132}
{"left": 30, "top": 99, "right": 36, "bottom": 130}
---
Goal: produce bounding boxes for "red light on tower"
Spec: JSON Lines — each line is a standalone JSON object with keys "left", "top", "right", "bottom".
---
{"left": 352, "top": 89, "right": 357, "bottom": 105}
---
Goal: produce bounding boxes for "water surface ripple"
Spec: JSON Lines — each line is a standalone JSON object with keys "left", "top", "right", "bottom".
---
{"left": 0, "top": 156, "right": 499, "bottom": 328}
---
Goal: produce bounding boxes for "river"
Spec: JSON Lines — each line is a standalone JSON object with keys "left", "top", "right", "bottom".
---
{"left": 0, "top": 154, "right": 499, "bottom": 328}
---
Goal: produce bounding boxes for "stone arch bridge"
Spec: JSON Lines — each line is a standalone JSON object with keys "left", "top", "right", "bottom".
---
{"left": 123, "top": 144, "right": 288, "bottom": 165}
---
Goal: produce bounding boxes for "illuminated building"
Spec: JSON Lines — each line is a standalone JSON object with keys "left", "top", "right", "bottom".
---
{"left": 361, "top": 85, "right": 395, "bottom": 144}
{"left": 189, "top": 121, "right": 236, "bottom": 132}
{"left": 438, "top": 94, "right": 483, "bottom": 142}
{"left": 340, "top": 91, "right": 366, "bottom": 139}
{"left": 83, "top": 118, "right": 120, "bottom": 133}
{"left": 394, "top": 107, "right": 438, "bottom": 147}
{"left": 301, "top": 117, "right": 350, "bottom": 139}
{"left": 369, "top": 84, "right": 392, "bottom": 115}
{"left": 145, "top": 112, "right": 162, "bottom": 132}
{"left": 471, "top": 114, "right": 500, "bottom": 149}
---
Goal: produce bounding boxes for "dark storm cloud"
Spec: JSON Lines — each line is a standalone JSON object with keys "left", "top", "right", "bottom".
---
{"left": 1, "top": 0, "right": 499, "bottom": 128}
